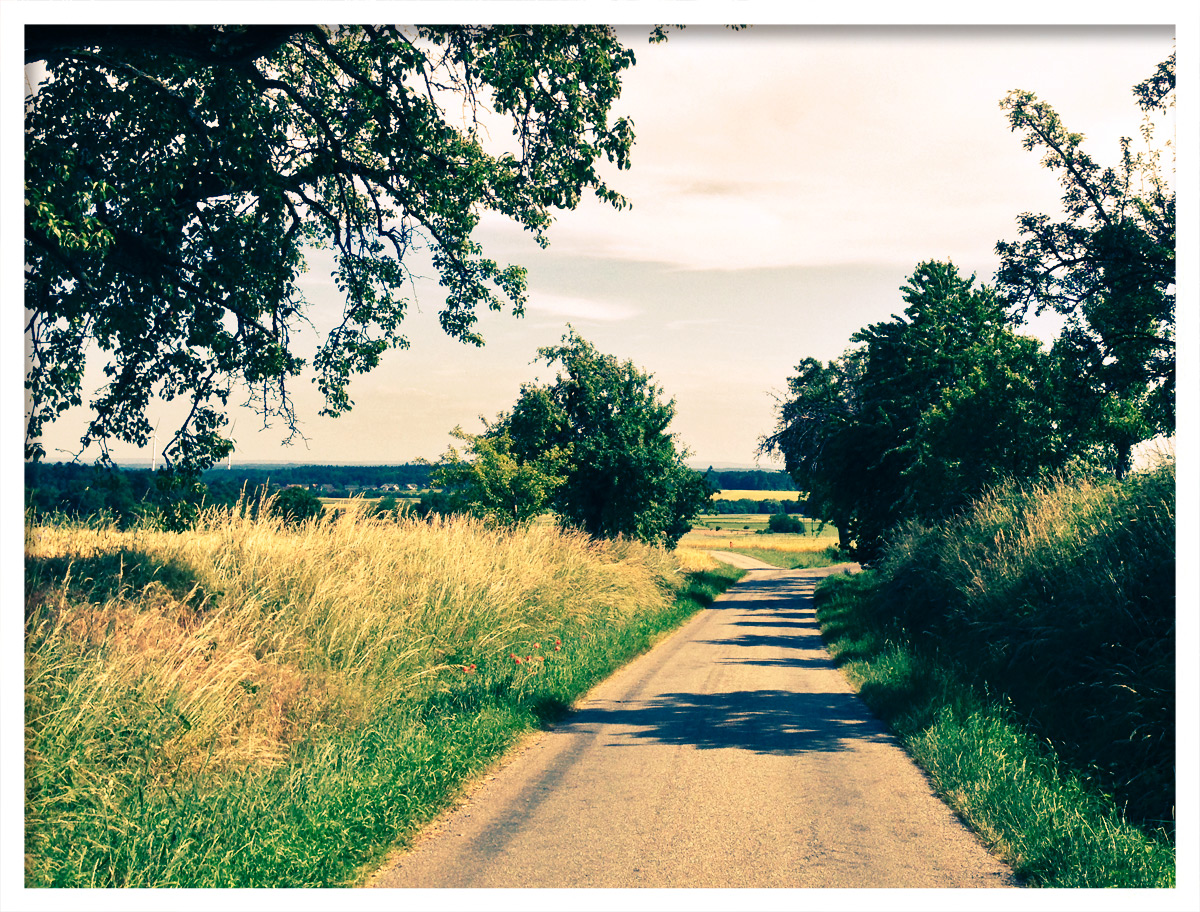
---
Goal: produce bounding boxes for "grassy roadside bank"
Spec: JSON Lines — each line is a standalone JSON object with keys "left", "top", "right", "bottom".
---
{"left": 24, "top": 509, "right": 741, "bottom": 887}
{"left": 812, "top": 462, "right": 1175, "bottom": 888}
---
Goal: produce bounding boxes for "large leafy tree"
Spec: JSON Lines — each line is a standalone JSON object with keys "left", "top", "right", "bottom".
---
{"left": 995, "top": 53, "right": 1175, "bottom": 476}
{"left": 437, "top": 331, "right": 711, "bottom": 548}
{"left": 757, "top": 351, "right": 865, "bottom": 552}
{"left": 25, "top": 25, "right": 636, "bottom": 473}
{"left": 763, "top": 262, "right": 1059, "bottom": 560}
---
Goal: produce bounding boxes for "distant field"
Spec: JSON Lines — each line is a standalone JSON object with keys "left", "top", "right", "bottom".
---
{"left": 678, "top": 525, "right": 839, "bottom": 554}
{"left": 711, "top": 489, "right": 801, "bottom": 502}
{"left": 319, "top": 496, "right": 420, "bottom": 509}
{"left": 692, "top": 513, "right": 772, "bottom": 531}
{"left": 690, "top": 511, "right": 828, "bottom": 533}
{"left": 316, "top": 497, "right": 819, "bottom": 537}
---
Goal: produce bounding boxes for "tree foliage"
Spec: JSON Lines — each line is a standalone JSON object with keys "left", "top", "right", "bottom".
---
{"left": 434, "top": 331, "right": 711, "bottom": 547}
{"left": 270, "top": 486, "right": 326, "bottom": 525}
{"left": 767, "top": 513, "right": 806, "bottom": 534}
{"left": 762, "top": 262, "right": 1060, "bottom": 560}
{"left": 758, "top": 352, "right": 865, "bottom": 551}
{"left": 24, "top": 25, "right": 637, "bottom": 473}
{"left": 430, "top": 427, "right": 564, "bottom": 527}
{"left": 995, "top": 53, "right": 1175, "bottom": 475}
{"left": 764, "top": 56, "right": 1175, "bottom": 559}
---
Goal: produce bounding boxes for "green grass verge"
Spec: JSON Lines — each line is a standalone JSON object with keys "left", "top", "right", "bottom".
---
{"left": 815, "top": 571, "right": 1174, "bottom": 888}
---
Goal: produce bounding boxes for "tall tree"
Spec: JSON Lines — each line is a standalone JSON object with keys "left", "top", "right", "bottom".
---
{"left": 758, "top": 352, "right": 865, "bottom": 552}
{"left": 440, "top": 331, "right": 711, "bottom": 548}
{"left": 763, "top": 262, "right": 1059, "bottom": 560}
{"left": 25, "top": 25, "right": 636, "bottom": 472}
{"left": 995, "top": 53, "right": 1175, "bottom": 476}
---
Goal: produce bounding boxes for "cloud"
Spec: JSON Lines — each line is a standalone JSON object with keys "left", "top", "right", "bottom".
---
{"left": 512, "top": 27, "right": 1171, "bottom": 276}
{"left": 526, "top": 293, "right": 639, "bottom": 322}
{"left": 671, "top": 177, "right": 780, "bottom": 199}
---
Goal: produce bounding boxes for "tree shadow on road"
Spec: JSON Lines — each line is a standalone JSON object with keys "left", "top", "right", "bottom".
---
{"left": 700, "top": 631, "right": 835, "bottom": 670}
{"left": 557, "top": 563, "right": 884, "bottom": 755}
{"left": 563, "top": 689, "right": 891, "bottom": 755}
{"left": 706, "top": 574, "right": 826, "bottom": 607}
{"left": 704, "top": 601, "right": 834, "bottom": 669}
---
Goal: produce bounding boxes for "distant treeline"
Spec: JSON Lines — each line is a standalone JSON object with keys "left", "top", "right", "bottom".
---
{"left": 25, "top": 462, "right": 246, "bottom": 528}
{"left": 702, "top": 469, "right": 795, "bottom": 492}
{"left": 24, "top": 462, "right": 797, "bottom": 526}
{"left": 708, "top": 498, "right": 804, "bottom": 515}
{"left": 200, "top": 463, "right": 433, "bottom": 492}
{"left": 23, "top": 462, "right": 436, "bottom": 526}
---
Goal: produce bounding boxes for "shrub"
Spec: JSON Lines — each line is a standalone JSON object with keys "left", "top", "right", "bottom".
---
{"left": 873, "top": 459, "right": 1175, "bottom": 832}
{"left": 271, "top": 486, "right": 325, "bottom": 524}
{"left": 767, "top": 513, "right": 805, "bottom": 534}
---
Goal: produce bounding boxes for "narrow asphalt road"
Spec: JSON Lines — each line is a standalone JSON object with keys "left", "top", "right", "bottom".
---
{"left": 368, "top": 557, "right": 1017, "bottom": 889}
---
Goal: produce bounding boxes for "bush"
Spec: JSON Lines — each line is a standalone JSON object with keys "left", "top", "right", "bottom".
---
{"left": 271, "top": 486, "right": 325, "bottom": 524}
{"left": 370, "top": 495, "right": 414, "bottom": 523}
{"left": 873, "top": 459, "right": 1175, "bottom": 832}
{"left": 413, "top": 490, "right": 459, "bottom": 520}
{"left": 767, "top": 513, "right": 805, "bottom": 534}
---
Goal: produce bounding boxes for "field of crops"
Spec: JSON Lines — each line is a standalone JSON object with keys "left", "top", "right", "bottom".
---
{"left": 690, "top": 512, "right": 828, "bottom": 533}
{"left": 318, "top": 496, "right": 420, "bottom": 510}
{"left": 710, "top": 489, "right": 802, "bottom": 502}
{"left": 677, "top": 523, "right": 839, "bottom": 551}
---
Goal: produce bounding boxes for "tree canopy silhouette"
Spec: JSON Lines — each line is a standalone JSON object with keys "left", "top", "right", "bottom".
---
{"left": 25, "top": 25, "right": 636, "bottom": 472}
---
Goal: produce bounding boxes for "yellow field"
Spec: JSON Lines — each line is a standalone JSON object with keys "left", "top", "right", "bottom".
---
{"left": 711, "top": 489, "right": 802, "bottom": 501}
{"left": 318, "top": 497, "right": 371, "bottom": 509}
{"left": 318, "top": 496, "right": 420, "bottom": 510}
{"left": 691, "top": 512, "right": 773, "bottom": 530}
{"left": 676, "top": 525, "right": 839, "bottom": 555}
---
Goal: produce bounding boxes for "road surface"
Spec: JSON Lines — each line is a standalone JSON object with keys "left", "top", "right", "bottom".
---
{"left": 368, "top": 556, "right": 1017, "bottom": 888}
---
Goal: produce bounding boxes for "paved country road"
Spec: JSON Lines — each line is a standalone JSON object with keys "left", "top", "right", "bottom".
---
{"left": 368, "top": 557, "right": 1018, "bottom": 889}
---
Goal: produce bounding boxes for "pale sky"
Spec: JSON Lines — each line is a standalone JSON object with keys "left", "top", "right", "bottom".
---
{"left": 5, "top": 9, "right": 1186, "bottom": 470}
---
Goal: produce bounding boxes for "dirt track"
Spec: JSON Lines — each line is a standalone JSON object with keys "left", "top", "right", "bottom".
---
{"left": 368, "top": 558, "right": 1017, "bottom": 888}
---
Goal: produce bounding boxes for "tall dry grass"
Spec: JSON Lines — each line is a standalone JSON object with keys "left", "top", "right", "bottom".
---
{"left": 25, "top": 505, "right": 700, "bottom": 885}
